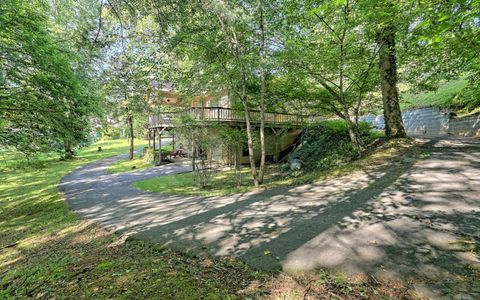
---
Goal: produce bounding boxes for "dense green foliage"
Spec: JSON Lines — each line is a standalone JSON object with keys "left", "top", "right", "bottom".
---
{"left": 2, "top": 0, "right": 479, "bottom": 159}
{"left": 401, "top": 1, "right": 479, "bottom": 92}
{"left": 0, "top": 0, "right": 101, "bottom": 156}
{"left": 290, "top": 120, "right": 384, "bottom": 172}
{"left": 279, "top": 0, "right": 381, "bottom": 127}
{"left": 455, "top": 84, "right": 480, "bottom": 114}
{"left": 2, "top": 0, "right": 478, "bottom": 161}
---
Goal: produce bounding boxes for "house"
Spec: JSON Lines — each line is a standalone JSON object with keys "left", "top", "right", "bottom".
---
{"left": 146, "top": 82, "right": 311, "bottom": 165}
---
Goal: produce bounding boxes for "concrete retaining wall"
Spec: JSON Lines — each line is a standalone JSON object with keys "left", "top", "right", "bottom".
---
{"left": 361, "top": 107, "right": 480, "bottom": 137}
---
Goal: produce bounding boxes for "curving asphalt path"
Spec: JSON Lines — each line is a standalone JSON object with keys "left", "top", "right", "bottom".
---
{"left": 59, "top": 137, "right": 480, "bottom": 298}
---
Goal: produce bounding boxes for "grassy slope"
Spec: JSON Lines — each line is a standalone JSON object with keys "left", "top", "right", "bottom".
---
{"left": 0, "top": 139, "right": 422, "bottom": 299}
{"left": 0, "top": 140, "right": 260, "bottom": 299}
{"left": 400, "top": 79, "right": 469, "bottom": 112}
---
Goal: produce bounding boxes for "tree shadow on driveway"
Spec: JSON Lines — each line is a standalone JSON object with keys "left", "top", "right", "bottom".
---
{"left": 128, "top": 155, "right": 405, "bottom": 272}
{"left": 130, "top": 138, "right": 478, "bottom": 284}
{"left": 61, "top": 138, "right": 480, "bottom": 297}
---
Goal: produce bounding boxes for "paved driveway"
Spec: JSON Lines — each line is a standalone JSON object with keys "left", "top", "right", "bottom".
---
{"left": 59, "top": 138, "right": 480, "bottom": 297}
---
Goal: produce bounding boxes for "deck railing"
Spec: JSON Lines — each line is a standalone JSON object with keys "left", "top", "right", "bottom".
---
{"left": 148, "top": 107, "right": 318, "bottom": 128}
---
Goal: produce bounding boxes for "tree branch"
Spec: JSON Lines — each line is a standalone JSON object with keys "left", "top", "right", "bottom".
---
{"left": 106, "top": 0, "right": 126, "bottom": 53}
{"left": 312, "top": 12, "right": 342, "bottom": 43}
{"left": 94, "top": 0, "right": 104, "bottom": 43}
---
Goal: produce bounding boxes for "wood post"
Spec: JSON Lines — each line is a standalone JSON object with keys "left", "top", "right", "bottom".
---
{"left": 148, "top": 129, "right": 151, "bottom": 148}
{"left": 172, "top": 133, "right": 175, "bottom": 152}
{"left": 153, "top": 129, "right": 156, "bottom": 151}
{"left": 158, "top": 128, "right": 162, "bottom": 163}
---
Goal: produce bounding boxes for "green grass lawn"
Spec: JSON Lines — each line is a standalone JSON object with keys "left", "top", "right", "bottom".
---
{"left": 107, "top": 144, "right": 173, "bottom": 174}
{"left": 0, "top": 139, "right": 262, "bottom": 299}
{"left": 133, "top": 168, "right": 254, "bottom": 197}
{"left": 107, "top": 154, "right": 152, "bottom": 174}
{"left": 0, "top": 138, "right": 421, "bottom": 299}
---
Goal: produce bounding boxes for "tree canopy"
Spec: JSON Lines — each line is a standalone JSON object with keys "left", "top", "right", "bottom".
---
{"left": 0, "top": 0, "right": 101, "bottom": 156}
{"left": 1, "top": 0, "right": 478, "bottom": 164}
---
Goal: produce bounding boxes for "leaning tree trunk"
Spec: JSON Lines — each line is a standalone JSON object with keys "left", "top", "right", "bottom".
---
{"left": 378, "top": 25, "right": 407, "bottom": 139}
{"left": 345, "top": 117, "right": 363, "bottom": 156}
{"left": 128, "top": 115, "right": 134, "bottom": 160}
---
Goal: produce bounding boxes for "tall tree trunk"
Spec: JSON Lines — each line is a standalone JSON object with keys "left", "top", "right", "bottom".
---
{"left": 238, "top": 64, "right": 258, "bottom": 186}
{"left": 378, "top": 25, "right": 407, "bottom": 139}
{"left": 234, "top": 150, "right": 241, "bottom": 187}
{"left": 63, "top": 140, "right": 74, "bottom": 160}
{"left": 257, "top": 0, "right": 266, "bottom": 185}
{"left": 215, "top": 13, "right": 259, "bottom": 186}
{"left": 128, "top": 115, "right": 134, "bottom": 160}
{"left": 337, "top": 10, "right": 364, "bottom": 156}
{"left": 233, "top": 34, "right": 259, "bottom": 186}
{"left": 241, "top": 78, "right": 259, "bottom": 186}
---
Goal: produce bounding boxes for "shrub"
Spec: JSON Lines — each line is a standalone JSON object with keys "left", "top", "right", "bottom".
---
{"left": 288, "top": 120, "right": 382, "bottom": 172}
{"left": 451, "top": 82, "right": 480, "bottom": 114}
{"left": 102, "top": 126, "right": 122, "bottom": 140}
{"left": 143, "top": 147, "right": 155, "bottom": 163}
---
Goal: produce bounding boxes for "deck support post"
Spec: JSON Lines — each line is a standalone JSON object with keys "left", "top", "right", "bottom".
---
{"left": 148, "top": 129, "right": 151, "bottom": 148}
{"left": 153, "top": 129, "right": 156, "bottom": 151}
{"left": 172, "top": 133, "right": 175, "bottom": 152}
{"left": 158, "top": 128, "right": 162, "bottom": 163}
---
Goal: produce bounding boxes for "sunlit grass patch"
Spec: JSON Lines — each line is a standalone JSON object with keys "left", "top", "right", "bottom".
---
{"left": 106, "top": 144, "right": 173, "bottom": 174}
{"left": 107, "top": 154, "right": 152, "bottom": 174}
{"left": 0, "top": 139, "right": 148, "bottom": 247}
{"left": 133, "top": 168, "right": 253, "bottom": 197}
{"left": 134, "top": 138, "right": 417, "bottom": 198}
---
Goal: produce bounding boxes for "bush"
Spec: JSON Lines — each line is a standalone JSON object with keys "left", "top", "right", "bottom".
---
{"left": 102, "top": 126, "right": 122, "bottom": 140}
{"left": 288, "top": 120, "right": 382, "bottom": 172}
{"left": 143, "top": 147, "right": 155, "bottom": 163}
{"left": 451, "top": 82, "right": 480, "bottom": 113}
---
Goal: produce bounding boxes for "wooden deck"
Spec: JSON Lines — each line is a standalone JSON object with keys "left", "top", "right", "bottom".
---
{"left": 148, "top": 107, "right": 315, "bottom": 129}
